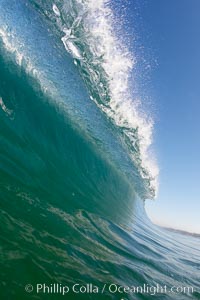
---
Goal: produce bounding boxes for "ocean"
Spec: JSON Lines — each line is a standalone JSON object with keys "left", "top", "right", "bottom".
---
{"left": 0, "top": 0, "right": 200, "bottom": 299}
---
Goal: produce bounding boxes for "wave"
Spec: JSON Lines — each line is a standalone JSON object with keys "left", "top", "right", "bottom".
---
{"left": 0, "top": 0, "right": 137, "bottom": 223}
{"left": 57, "top": 0, "right": 159, "bottom": 194}
{"left": 1, "top": 2, "right": 200, "bottom": 300}
{"left": 0, "top": 0, "right": 158, "bottom": 199}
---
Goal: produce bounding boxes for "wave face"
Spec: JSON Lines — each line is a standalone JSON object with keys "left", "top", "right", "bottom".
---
{"left": 1, "top": 0, "right": 158, "bottom": 199}
{"left": 0, "top": 1, "right": 200, "bottom": 299}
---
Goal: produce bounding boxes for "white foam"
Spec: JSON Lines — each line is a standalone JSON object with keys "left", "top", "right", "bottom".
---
{"left": 0, "top": 96, "right": 13, "bottom": 116}
{"left": 61, "top": 35, "right": 82, "bottom": 59}
{"left": 0, "top": 26, "right": 51, "bottom": 97}
{"left": 52, "top": 4, "right": 60, "bottom": 17}
{"left": 58, "top": 0, "right": 159, "bottom": 195}
{"left": 0, "top": 27, "right": 35, "bottom": 73}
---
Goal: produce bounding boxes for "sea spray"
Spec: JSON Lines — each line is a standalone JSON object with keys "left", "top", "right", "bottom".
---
{"left": 51, "top": 0, "right": 159, "bottom": 197}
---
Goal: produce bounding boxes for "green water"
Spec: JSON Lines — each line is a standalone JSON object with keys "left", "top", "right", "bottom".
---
{"left": 0, "top": 1, "right": 200, "bottom": 299}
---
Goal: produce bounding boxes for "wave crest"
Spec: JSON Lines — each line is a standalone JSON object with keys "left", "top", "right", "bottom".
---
{"left": 0, "top": 0, "right": 159, "bottom": 198}
{"left": 52, "top": 0, "right": 159, "bottom": 197}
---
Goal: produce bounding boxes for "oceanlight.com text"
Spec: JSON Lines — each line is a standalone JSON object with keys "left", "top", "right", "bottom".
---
{"left": 25, "top": 282, "right": 195, "bottom": 296}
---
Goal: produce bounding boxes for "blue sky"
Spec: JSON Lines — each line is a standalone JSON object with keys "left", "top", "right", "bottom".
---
{"left": 143, "top": 0, "right": 200, "bottom": 234}
{"left": 113, "top": 0, "right": 200, "bottom": 233}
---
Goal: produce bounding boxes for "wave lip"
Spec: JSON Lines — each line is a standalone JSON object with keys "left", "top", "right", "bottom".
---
{"left": 51, "top": 0, "right": 159, "bottom": 197}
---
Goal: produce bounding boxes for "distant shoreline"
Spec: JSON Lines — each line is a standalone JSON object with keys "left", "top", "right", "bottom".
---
{"left": 162, "top": 226, "right": 200, "bottom": 238}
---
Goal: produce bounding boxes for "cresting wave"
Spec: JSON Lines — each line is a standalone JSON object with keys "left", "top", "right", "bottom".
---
{"left": 51, "top": 0, "right": 159, "bottom": 196}
{"left": 0, "top": 0, "right": 158, "bottom": 198}
{"left": 1, "top": 2, "right": 200, "bottom": 300}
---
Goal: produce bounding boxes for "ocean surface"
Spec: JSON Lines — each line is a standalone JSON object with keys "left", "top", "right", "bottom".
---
{"left": 0, "top": 0, "right": 200, "bottom": 299}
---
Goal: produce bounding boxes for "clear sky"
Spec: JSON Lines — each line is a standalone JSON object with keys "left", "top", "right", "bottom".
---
{"left": 113, "top": 0, "right": 200, "bottom": 233}
{"left": 137, "top": 0, "right": 200, "bottom": 234}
